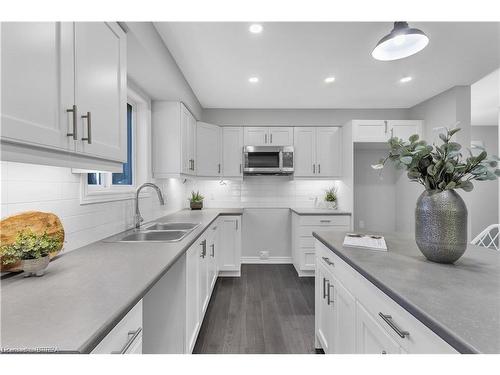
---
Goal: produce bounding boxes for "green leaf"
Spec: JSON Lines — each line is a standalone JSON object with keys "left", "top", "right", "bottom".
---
{"left": 447, "top": 142, "right": 461, "bottom": 152}
{"left": 448, "top": 128, "right": 461, "bottom": 137}
{"left": 400, "top": 156, "right": 412, "bottom": 165}
{"left": 409, "top": 134, "right": 419, "bottom": 143}
{"left": 445, "top": 181, "right": 456, "bottom": 190}
{"left": 459, "top": 181, "right": 474, "bottom": 192}
{"left": 439, "top": 133, "right": 448, "bottom": 143}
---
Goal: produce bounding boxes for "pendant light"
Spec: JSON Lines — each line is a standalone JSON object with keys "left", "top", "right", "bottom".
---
{"left": 372, "top": 22, "right": 429, "bottom": 61}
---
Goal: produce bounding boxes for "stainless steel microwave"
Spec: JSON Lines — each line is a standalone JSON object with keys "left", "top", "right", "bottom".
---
{"left": 243, "top": 146, "right": 294, "bottom": 175}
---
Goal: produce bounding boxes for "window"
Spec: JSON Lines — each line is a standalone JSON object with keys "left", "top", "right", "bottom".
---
{"left": 88, "top": 103, "right": 134, "bottom": 188}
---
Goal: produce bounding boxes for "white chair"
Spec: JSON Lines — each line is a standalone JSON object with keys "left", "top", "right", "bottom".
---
{"left": 471, "top": 224, "right": 500, "bottom": 251}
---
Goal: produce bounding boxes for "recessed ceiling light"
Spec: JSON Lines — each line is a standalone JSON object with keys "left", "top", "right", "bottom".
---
{"left": 372, "top": 22, "right": 429, "bottom": 61}
{"left": 248, "top": 77, "right": 259, "bottom": 83}
{"left": 400, "top": 76, "right": 413, "bottom": 83}
{"left": 324, "top": 76, "right": 336, "bottom": 83}
{"left": 249, "top": 24, "right": 263, "bottom": 34}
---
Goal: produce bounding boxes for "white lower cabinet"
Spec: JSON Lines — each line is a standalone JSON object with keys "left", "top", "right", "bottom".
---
{"left": 218, "top": 216, "right": 242, "bottom": 276}
{"left": 92, "top": 300, "right": 143, "bottom": 354}
{"left": 186, "top": 236, "right": 202, "bottom": 353}
{"left": 314, "top": 240, "right": 457, "bottom": 354}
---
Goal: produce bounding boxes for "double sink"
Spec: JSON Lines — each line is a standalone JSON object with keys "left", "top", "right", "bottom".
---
{"left": 108, "top": 222, "right": 200, "bottom": 243}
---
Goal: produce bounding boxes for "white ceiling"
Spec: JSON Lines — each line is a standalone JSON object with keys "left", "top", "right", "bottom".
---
{"left": 471, "top": 69, "right": 499, "bottom": 126}
{"left": 154, "top": 22, "right": 500, "bottom": 109}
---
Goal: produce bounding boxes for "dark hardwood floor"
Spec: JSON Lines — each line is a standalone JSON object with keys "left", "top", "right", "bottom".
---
{"left": 193, "top": 264, "right": 316, "bottom": 354}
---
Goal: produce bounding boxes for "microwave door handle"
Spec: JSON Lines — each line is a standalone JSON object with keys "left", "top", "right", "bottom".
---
{"left": 279, "top": 151, "right": 283, "bottom": 171}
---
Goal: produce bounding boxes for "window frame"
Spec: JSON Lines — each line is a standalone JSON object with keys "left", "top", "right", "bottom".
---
{"left": 79, "top": 86, "right": 150, "bottom": 205}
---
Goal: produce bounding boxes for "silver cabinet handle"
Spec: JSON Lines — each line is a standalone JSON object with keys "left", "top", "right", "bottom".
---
{"left": 264, "top": 134, "right": 267, "bottom": 144}
{"left": 322, "top": 256, "right": 334, "bottom": 266}
{"left": 200, "top": 239, "right": 207, "bottom": 258}
{"left": 210, "top": 243, "right": 215, "bottom": 257}
{"left": 313, "top": 164, "right": 315, "bottom": 174}
{"left": 320, "top": 220, "right": 331, "bottom": 223}
{"left": 270, "top": 133, "right": 273, "bottom": 143}
{"left": 327, "top": 283, "right": 334, "bottom": 305}
{"left": 378, "top": 313, "right": 410, "bottom": 338}
{"left": 66, "top": 105, "right": 77, "bottom": 140}
{"left": 235, "top": 219, "right": 239, "bottom": 231}
{"left": 239, "top": 164, "right": 242, "bottom": 174}
{"left": 192, "top": 159, "right": 195, "bottom": 171}
{"left": 384, "top": 120, "right": 388, "bottom": 134}
{"left": 81, "top": 111, "right": 92, "bottom": 144}
{"left": 218, "top": 163, "right": 221, "bottom": 174}
{"left": 111, "top": 327, "right": 142, "bottom": 354}
{"left": 318, "top": 164, "right": 321, "bottom": 174}
{"left": 322, "top": 277, "right": 328, "bottom": 299}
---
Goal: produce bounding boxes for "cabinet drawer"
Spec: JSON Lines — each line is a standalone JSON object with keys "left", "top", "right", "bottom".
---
{"left": 299, "top": 215, "right": 350, "bottom": 227}
{"left": 92, "top": 300, "right": 143, "bottom": 354}
{"left": 300, "top": 225, "right": 349, "bottom": 238}
{"left": 315, "top": 241, "right": 456, "bottom": 354}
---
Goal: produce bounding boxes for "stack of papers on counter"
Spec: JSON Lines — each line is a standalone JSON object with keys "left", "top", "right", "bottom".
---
{"left": 343, "top": 233, "right": 388, "bottom": 251}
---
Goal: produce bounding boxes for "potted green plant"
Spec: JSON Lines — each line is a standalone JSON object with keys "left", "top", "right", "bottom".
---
{"left": 189, "top": 191, "right": 204, "bottom": 210}
{"left": 0, "top": 228, "right": 63, "bottom": 276}
{"left": 372, "top": 128, "right": 499, "bottom": 263}
{"left": 324, "top": 187, "right": 338, "bottom": 209}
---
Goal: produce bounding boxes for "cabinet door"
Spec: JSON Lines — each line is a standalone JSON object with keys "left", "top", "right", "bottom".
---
{"left": 198, "top": 239, "right": 210, "bottom": 316}
{"left": 197, "top": 122, "right": 221, "bottom": 177}
{"left": 388, "top": 120, "right": 422, "bottom": 140}
{"left": 207, "top": 223, "right": 219, "bottom": 291}
{"left": 356, "top": 302, "right": 402, "bottom": 354}
{"left": 293, "top": 127, "right": 316, "bottom": 177}
{"left": 352, "top": 120, "right": 389, "bottom": 142}
{"left": 1, "top": 22, "right": 75, "bottom": 151}
{"left": 75, "top": 22, "right": 127, "bottom": 162}
{"left": 315, "top": 261, "right": 334, "bottom": 353}
{"left": 186, "top": 243, "right": 200, "bottom": 353}
{"left": 222, "top": 127, "right": 244, "bottom": 177}
{"left": 244, "top": 127, "right": 268, "bottom": 146}
{"left": 331, "top": 275, "right": 356, "bottom": 353}
{"left": 268, "top": 127, "right": 293, "bottom": 145}
{"left": 218, "top": 216, "right": 242, "bottom": 272}
{"left": 180, "top": 104, "right": 192, "bottom": 175}
{"left": 188, "top": 113, "right": 197, "bottom": 174}
{"left": 316, "top": 127, "right": 342, "bottom": 177}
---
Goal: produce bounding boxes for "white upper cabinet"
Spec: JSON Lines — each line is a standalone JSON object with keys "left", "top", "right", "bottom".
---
{"left": 352, "top": 120, "right": 423, "bottom": 142}
{"left": 1, "top": 22, "right": 127, "bottom": 168}
{"left": 243, "top": 127, "right": 293, "bottom": 146}
{"left": 1, "top": 22, "right": 74, "bottom": 151}
{"left": 268, "top": 127, "right": 293, "bottom": 145}
{"left": 152, "top": 102, "right": 197, "bottom": 178}
{"left": 244, "top": 127, "right": 268, "bottom": 146}
{"left": 75, "top": 22, "right": 127, "bottom": 162}
{"left": 388, "top": 120, "right": 423, "bottom": 140}
{"left": 294, "top": 127, "right": 342, "bottom": 178}
{"left": 222, "top": 127, "right": 244, "bottom": 177}
{"left": 196, "top": 122, "right": 221, "bottom": 177}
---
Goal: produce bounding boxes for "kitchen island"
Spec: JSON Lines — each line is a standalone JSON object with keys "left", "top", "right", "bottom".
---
{"left": 313, "top": 230, "right": 500, "bottom": 354}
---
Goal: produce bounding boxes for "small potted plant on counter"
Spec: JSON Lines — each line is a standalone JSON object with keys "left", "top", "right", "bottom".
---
{"left": 189, "top": 191, "right": 204, "bottom": 210}
{"left": 324, "top": 187, "right": 338, "bottom": 209}
{"left": 0, "top": 228, "right": 63, "bottom": 276}
{"left": 372, "top": 127, "right": 499, "bottom": 263}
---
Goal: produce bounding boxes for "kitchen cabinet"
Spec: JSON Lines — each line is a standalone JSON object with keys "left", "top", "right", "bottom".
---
{"left": 1, "top": 22, "right": 127, "bottom": 169}
{"left": 314, "top": 240, "right": 457, "bottom": 354}
{"left": 222, "top": 127, "right": 244, "bottom": 177}
{"left": 243, "top": 127, "right": 293, "bottom": 146}
{"left": 198, "top": 238, "right": 210, "bottom": 316}
{"left": 186, "top": 237, "right": 201, "bottom": 353}
{"left": 196, "top": 122, "right": 222, "bottom": 177}
{"left": 152, "top": 101, "right": 197, "bottom": 178}
{"left": 351, "top": 120, "right": 422, "bottom": 142}
{"left": 218, "top": 216, "right": 242, "bottom": 276}
{"left": 292, "top": 213, "right": 351, "bottom": 277}
{"left": 92, "top": 300, "right": 143, "bottom": 354}
{"left": 207, "top": 222, "right": 220, "bottom": 292}
{"left": 293, "top": 127, "right": 342, "bottom": 178}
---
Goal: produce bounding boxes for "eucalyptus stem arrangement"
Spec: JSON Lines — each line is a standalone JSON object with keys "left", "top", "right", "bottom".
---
{"left": 371, "top": 128, "right": 499, "bottom": 192}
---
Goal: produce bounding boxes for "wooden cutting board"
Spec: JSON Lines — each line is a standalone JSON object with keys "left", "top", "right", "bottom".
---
{"left": 0, "top": 211, "right": 65, "bottom": 272}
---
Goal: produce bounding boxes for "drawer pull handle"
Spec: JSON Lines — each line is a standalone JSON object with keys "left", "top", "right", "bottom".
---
{"left": 66, "top": 105, "right": 77, "bottom": 140}
{"left": 327, "top": 283, "right": 334, "bottom": 305}
{"left": 320, "top": 220, "right": 331, "bottom": 223}
{"left": 322, "top": 277, "right": 328, "bottom": 299}
{"left": 210, "top": 243, "right": 215, "bottom": 257}
{"left": 322, "top": 256, "right": 334, "bottom": 266}
{"left": 112, "top": 327, "right": 142, "bottom": 354}
{"left": 81, "top": 112, "right": 92, "bottom": 144}
{"left": 378, "top": 313, "right": 410, "bottom": 338}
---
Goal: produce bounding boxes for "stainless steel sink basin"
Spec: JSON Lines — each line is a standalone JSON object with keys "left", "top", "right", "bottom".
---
{"left": 144, "top": 222, "right": 200, "bottom": 231}
{"left": 118, "top": 230, "right": 188, "bottom": 242}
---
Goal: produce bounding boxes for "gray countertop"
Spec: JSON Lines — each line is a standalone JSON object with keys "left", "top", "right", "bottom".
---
{"left": 0, "top": 208, "right": 243, "bottom": 354}
{"left": 313, "top": 231, "right": 500, "bottom": 354}
{"left": 290, "top": 208, "right": 351, "bottom": 215}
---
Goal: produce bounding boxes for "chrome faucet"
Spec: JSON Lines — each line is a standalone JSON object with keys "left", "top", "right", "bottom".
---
{"left": 135, "top": 182, "right": 165, "bottom": 229}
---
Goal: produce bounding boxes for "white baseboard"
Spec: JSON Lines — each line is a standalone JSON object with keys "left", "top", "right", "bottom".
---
{"left": 241, "top": 256, "right": 293, "bottom": 264}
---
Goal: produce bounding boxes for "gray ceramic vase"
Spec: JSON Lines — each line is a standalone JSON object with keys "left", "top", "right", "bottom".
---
{"left": 415, "top": 190, "right": 467, "bottom": 264}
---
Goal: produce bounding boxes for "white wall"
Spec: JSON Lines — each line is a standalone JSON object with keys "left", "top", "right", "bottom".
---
{"left": 353, "top": 145, "right": 397, "bottom": 233}
{"left": 469, "top": 126, "right": 499, "bottom": 237}
{"left": 202, "top": 108, "right": 409, "bottom": 126}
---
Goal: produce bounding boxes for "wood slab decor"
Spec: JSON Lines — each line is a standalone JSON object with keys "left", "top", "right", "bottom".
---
{"left": 0, "top": 211, "right": 65, "bottom": 272}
